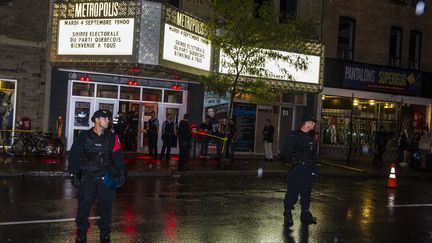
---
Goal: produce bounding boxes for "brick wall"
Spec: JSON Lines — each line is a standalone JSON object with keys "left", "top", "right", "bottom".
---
{"left": 0, "top": 44, "right": 47, "bottom": 132}
{"left": 322, "top": 0, "right": 432, "bottom": 70}
{"left": 0, "top": 0, "right": 50, "bottom": 132}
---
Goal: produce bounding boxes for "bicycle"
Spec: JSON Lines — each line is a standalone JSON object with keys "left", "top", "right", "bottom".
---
{"left": 3, "top": 131, "right": 64, "bottom": 156}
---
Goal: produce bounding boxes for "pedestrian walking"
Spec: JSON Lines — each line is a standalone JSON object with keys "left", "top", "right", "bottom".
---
{"left": 199, "top": 115, "right": 212, "bottom": 158}
{"left": 397, "top": 129, "right": 409, "bottom": 166}
{"left": 159, "top": 113, "right": 177, "bottom": 162}
{"left": 68, "top": 110, "right": 125, "bottom": 242}
{"left": 178, "top": 113, "right": 192, "bottom": 171}
{"left": 262, "top": 119, "right": 274, "bottom": 162}
{"left": 146, "top": 111, "right": 159, "bottom": 158}
{"left": 373, "top": 125, "right": 389, "bottom": 167}
{"left": 280, "top": 116, "right": 318, "bottom": 227}
{"left": 418, "top": 126, "right": 432, "bottom": 168}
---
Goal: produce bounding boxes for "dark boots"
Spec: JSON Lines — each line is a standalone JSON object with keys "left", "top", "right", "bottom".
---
{"left": 75, "top": 230, "right": 86, "bottom": 243}
{"left": 300, "top": 211, "right": 317, "bottom": 224}
{"left": 284, "top": 211, "right": 317, "bottom": 226}
{"left": 100, "top": 231, "right": 111, "bottom": 243}
{"left": 283, "top": 212, "right": 293, "bottom": 227}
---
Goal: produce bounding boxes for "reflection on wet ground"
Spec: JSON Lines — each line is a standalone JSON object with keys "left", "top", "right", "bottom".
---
{"left": 1, "top": 176, "right": 432, "bottom": 242}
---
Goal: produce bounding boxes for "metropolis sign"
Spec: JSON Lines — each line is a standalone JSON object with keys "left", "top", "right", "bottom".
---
{"left": 57, "top": 18, "right": 134, "bottom": 55}
{"left": 161, "top": 7, "right": 212, "bottom": 72}
{"left": 50, "top": 0, "right": 141, "bottom": 63}
{"left": 162, "top": 23, "right": 211, "bottom": 71}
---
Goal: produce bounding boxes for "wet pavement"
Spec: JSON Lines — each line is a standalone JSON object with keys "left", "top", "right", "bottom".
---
{"left": 1, "top": 175, "right": 432, "bottom": 242}
{"left": 0, "top": 153, "right": 430, "bottom": 179}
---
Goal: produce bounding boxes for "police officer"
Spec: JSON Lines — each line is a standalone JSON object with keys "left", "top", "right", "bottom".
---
{"left": 68, "top": 109, "right": 125, "bottom": 242}
{"left": 280, "top": 115, "right": 318, "bottom": 227}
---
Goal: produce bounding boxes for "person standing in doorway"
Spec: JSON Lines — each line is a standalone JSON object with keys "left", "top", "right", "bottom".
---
{"left": 68, "top": 110, "right": 125, "bottom": 242}
{"left": 263, "top": 119, "right": 274, "bottom": 162}
{"left": 280, "top": 116, "right": 318, "bottom": 227}
{"left": 160, "top": 113, "right": 177, "bottom": 162}
{"left": 113, "top": 111, "right": 127, "bottom": 145}
{"left": 178, "top": 113, "right": 192, "bottom": 171}
{"left": 147, "top": 111, "right": 159, "bottom": 158}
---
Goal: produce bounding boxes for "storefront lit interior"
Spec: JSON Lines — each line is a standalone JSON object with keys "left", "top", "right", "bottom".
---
{"left": 65, "top": 73, "right": 187, "bottom": 152}
{"left": 320, "top": 95, "right": 402, "bottom": 161}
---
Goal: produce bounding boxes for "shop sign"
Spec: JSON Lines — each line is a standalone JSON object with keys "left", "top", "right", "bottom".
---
{"left": 162, "top": 23, "right": 211, "bottom": 71}
{"left": 50, "top": 0, "right": 141, "bottom": 63}
{"left": 342, "top": 63, "right": 422, "bottom": 95}
{"left": 219, "top": 49, "right": 321, "bottom": 84}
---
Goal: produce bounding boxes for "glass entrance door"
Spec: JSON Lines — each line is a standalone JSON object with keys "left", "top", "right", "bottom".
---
{"left": 67, "top": 98, "right": 94, "bottom": 150}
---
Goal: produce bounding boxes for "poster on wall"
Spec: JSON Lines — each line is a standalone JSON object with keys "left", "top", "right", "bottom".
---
{"left": 233, "top": 102, "right": 256, "bottom": 152}
{"left": 74, "top": 101, "right": 90, "bottom": 126}
{"left": 203, "top": 92, "right": 230, "bottom": 125}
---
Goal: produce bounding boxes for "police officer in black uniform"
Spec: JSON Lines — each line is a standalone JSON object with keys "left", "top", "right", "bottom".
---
{"left": 280, "top": 115, "right": 318, "bottom": 227}
{"left": 68, "top": 110, "right": 125, "bottom": 242}
{"left": 147, "top": 111, "right": 159, "bottom": 158}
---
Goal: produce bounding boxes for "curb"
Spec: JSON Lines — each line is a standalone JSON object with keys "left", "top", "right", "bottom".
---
{"left": 0, "top": 169, "right": 388, "bottom": 178}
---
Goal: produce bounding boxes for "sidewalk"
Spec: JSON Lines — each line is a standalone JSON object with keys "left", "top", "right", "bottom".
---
{"left": 0, "top": 153, "right": 430, "bottom": 178}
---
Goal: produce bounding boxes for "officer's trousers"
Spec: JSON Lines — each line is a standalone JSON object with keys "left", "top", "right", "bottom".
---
{"left": 148, "top": 133, "right": 158, "bottom": 157}
{"left": 76, "top": 176, "right": 116, "bottom": 234}
{"left": 283, "top": 165, "right": 313, "bottom": 215}
{"left": 178, "top": 145, "right": 190, "bottom": 169}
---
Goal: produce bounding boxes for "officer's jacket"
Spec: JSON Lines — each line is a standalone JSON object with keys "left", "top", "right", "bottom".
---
{"left": 281, "top": 130, "right": 317, "bottom": 165}
{"left": 68, "top": 129, "right": 125, "bottom": 176}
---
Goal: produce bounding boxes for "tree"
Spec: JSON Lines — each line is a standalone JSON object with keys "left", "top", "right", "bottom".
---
{"left": 200, "top": 0, "right": 321, "bottom": 120}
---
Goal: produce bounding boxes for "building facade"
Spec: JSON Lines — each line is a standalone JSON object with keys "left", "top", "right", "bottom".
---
{"left": 319, "top": 0, "right": 432, "bottom": 162}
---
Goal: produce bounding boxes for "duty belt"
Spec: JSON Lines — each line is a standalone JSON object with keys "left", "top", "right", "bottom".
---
{"left": 291, "top": 160, "right": 313, "bottom": 169}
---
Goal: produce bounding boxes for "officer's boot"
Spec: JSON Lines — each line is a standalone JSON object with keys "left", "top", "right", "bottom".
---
{"left": 75, "top": 230, "right": 87, "bottom": 243}
{"left": 283, "top": 212, "right": 293, "bottom": 227}
{"left": 100, "top": 231, "right": 111, "bottom": 243}
{"left": 300, "top": 211, "right": 317, "bottom": 225}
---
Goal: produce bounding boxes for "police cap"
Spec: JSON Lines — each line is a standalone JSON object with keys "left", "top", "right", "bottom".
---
{"left": 91, "top": 109, "right": 110, "bottom": 122}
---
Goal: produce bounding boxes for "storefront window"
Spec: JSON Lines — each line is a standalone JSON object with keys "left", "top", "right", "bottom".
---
{"left": 97, "top": 84, "right": 118, "bottom": 99}
{"left": 164, "top": 90, "right": 182, "bottom": 104}
{"left": 142, "top": 88, "right": 162, "bottom": 102}
{"left": 120, "top": 86, "right": 140, "bottom": 100}
{"left": 72, "top": 82, "right": 95, "bottom": 97}
{"left": 321, "top": 96, "right": 400, "bottom": 147}
{"left": 0, "top": 80, "right": 16, "bottom": 135}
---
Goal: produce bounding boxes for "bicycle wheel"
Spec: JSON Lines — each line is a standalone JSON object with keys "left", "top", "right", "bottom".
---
{"left": 3, "top": 137, "right": 25, "bottom": 156}
{"left": 54, "top": 141, "right": 65, "bottom": 156}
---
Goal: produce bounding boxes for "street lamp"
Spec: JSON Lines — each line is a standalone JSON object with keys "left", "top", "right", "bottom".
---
{"left": 416, "top": 0, "right": 425, "bottom": 16}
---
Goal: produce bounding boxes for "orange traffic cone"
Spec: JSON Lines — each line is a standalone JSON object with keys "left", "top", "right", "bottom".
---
{"left": 387, "top": 163, "right": 398, "bottom": 188}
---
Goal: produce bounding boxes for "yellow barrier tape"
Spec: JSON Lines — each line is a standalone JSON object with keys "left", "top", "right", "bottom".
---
{"left": 194, "top": 131, "right": 229, "bottom": 156}
{"left": 0, "top": 129, "right": 34, "bottom": 133}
